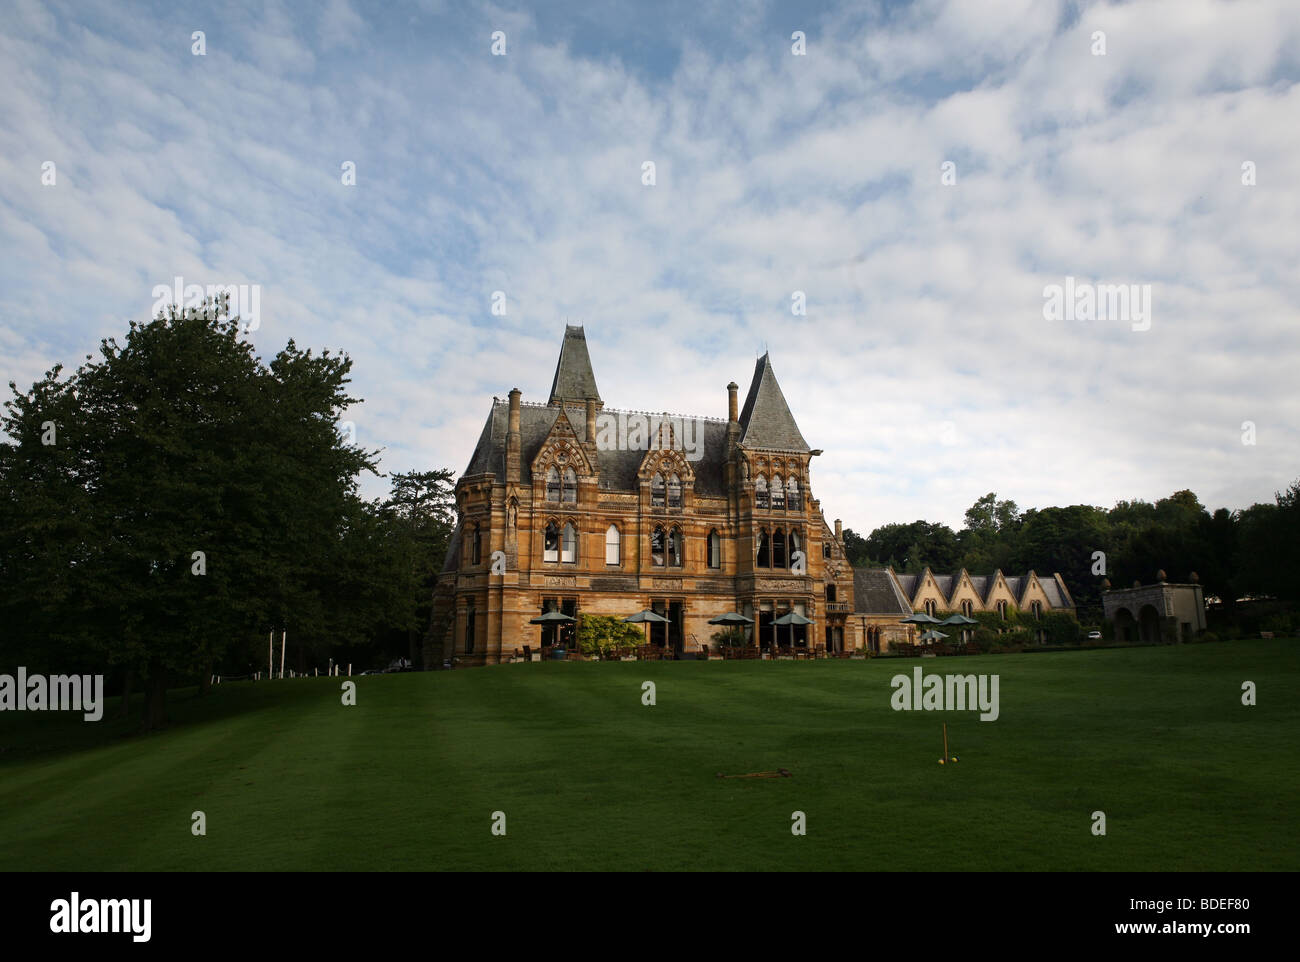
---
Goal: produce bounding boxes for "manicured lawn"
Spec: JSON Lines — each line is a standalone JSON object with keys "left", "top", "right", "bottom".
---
{"left": 1, "top": 640, "right": 1297, "bottom": 871}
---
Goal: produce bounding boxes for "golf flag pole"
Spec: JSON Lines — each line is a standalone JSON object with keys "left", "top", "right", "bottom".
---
{"left": 943, "top": 723, "right": 949, "bottom": 763}
{"left": 280, "top": 630, "right": 286, "bottom": 679}
{"left": 269, "top": 631, "right": 273, "bottom": 680}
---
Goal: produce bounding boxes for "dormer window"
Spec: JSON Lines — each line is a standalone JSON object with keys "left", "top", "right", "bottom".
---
{"left": 562, "top": 466, "right": 577, "bottom": 503}
{"left": 652, "top": 473, "right": 666, "bottom": 508}
{"left": 546, "top": 466, "right": 561, "bottom": 502}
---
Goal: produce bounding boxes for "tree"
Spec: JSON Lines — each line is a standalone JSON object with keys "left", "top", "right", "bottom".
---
{"left": 840, "top": 527, "right": 874, "bottom": 568}
{"left": 1013, "top": 504, "right": 1110, "bottom": 607}
{"left": 0, "top": 298, "right": 378, "bottom": 730}
{"left": 376, "top": 469, "right": 456, "bottom": 666}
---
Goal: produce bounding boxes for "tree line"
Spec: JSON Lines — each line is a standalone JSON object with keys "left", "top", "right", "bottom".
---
{"left": 842, "top": 486, "right": 1300, "bottom": 615}
{"left": 0, "top": 301, "right": 454, "bottom": 730}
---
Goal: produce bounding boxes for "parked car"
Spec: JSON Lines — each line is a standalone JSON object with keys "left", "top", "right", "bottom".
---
{"left": 1086, "top": 630, "right": 1102, "bottom": 641}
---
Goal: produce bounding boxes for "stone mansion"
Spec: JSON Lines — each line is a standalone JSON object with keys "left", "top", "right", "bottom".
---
{"left": 426, "top": 326, "right": 1074, "bottom": 666}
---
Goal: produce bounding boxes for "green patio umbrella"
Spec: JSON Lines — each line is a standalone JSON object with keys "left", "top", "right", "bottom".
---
{"left": 919, "top": 628, "right": 949, "bottom": 642}
{"left": 939, "top": 613, "right": 978, "bottom": 645}
{"left": 707, "top": 612, "right": 754, "bottom": 624}
{"left": 772, "top": 610, "right": 814, "bottom": 652}
{"left": 623, "top": 608, "right": 671, "bottom": 645}
{"left": 530, "top": 610, "right": 577, "bottom": 650}
{"left": 708, "top": 612, "right": 755, "bottom": 650}
{"left": 529, "top": 611, "right": 577, "bottom": 625}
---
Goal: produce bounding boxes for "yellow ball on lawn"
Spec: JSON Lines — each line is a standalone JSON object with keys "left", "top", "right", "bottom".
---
{"left": 938, "top": 759, "right": 945, "bottom": 764}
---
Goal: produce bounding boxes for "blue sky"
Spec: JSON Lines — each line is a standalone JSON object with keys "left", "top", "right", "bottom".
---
{"left": 2, "top": 0, "right": 1298, "bottom": 531}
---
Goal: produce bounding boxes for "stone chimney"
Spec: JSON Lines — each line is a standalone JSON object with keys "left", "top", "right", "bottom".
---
{"left": 834, "top": 519, "right": 843, "bottom": 542}
{"left": 585, "top": 397, "right": 597, "bottom": 443}
{"left": 506, "top": 388, "right": 522, "bottom": 483}
{"left": 727, "top": 381, "right": 739, "bottom": 423}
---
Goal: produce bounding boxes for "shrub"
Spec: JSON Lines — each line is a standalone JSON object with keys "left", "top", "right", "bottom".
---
{"left": 577, "top": 615, "right": 645, "bottom": 657}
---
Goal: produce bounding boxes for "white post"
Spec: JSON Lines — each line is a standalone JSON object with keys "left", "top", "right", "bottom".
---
{"left": 280, "top": 630, "right": 286, "bottom": 679}
{"left": 269, "top": 632, "right": 273, "bottom": 680}
{"left": 347, "top": 664, "right": 351, "bottom": 677}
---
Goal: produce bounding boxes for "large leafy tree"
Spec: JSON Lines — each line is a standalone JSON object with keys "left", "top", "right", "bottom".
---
{"left": 0, "top": 298, "right": 378, "bottom": 730}
{"left": 376, "top": 469, "right": 456, "bottom": 667}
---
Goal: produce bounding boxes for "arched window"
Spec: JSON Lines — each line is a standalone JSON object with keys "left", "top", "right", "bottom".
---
{"left": 605, "top": 525, "right": 620, "bottom": 566}
{"left": 822, "top": 541, "right": 831, "bottom": 559}
{"left": 789, "top": 531, "right": 801, "bottom": 569}
{"left": 773, "top": 529, "right": 787, "bottom": 569}
{"left": 961, "top": 600, "right": 973, "bottom": 618}
{"left": 651, "top": 473, "right": 666, "bottom": 507}
{"left": 787, "top": 476, "right": 801, "bottom": 510}
{"left": 924, "top": 599, "right": 936, "bottom": 617}
{"left": 561, "top": 522, "right": 577, "bottom": 563}
{"left": 667, "top": 527, "right": 682, "bottom": 567}
{"left": 826, "top": 584, "right": 837, "bottom": 603}
{"left": 562, "top": 466, "right": 577, "bottom": 503}
{"left": 471, "top": 524, "right": 481, "bottom": 565}
{"left": 997, "top": 600, "right": 1008, "bottom": 620}
{"left": 544, "top": 521, "right": 559, "bottom": 562}
{"left": 708, "top": 530, "right": 721, "bottom": 569}
{"left": 1031, "top": 600, "right": 1042, "bottom": 621}
{"left": 667, "top": 474, "right": 682, "bottom": 508}
{"left": 651, "top": 525, "right": 666, "bottom": 567}
{"left": 756, "top": 529, "right": 770, "bottom": 567}
{"left": 546, "top": 466, "right": 561, "bottom": 502}
{"left": 755, "top": 475, "right": 769, "bottom": 509}
{"left": 771, "top": 474, "right": 785, "bottom": 510}
{"left": 465, "top": 601, "right": 476, "bottom": 654}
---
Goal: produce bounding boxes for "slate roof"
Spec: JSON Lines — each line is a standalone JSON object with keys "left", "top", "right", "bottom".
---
{"left": 1039, "top": 576, "right": 1065, "bottom": 607}
{"left": 462, "top": 399, "right": 730, "bottom": 496}
{"left": 548, "top": 325, "right": 601, "bottom": 406}
{"left": 853, "top": 568, "right": 913, "bottom": 615}
{"left": 738, "top": 354, "right": 810, "bottom": 452}
{"left": 440, "top": 524, "right": 462, "bottom": 574}
{"left": 859, "top": 569, "right": 1075, "bottom": 611}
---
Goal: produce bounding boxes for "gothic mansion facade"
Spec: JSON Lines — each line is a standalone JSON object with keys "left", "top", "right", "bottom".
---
{"left": 426, "top": 326, "right": 1074, "bottom": 666}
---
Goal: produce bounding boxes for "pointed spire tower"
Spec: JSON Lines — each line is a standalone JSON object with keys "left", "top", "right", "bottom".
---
{"left": 737, "top": 353, "right": 809, "bottom": 452}
{"left": 548, "top": 325, "right": 602, "bottom": 409}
